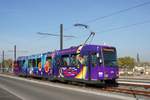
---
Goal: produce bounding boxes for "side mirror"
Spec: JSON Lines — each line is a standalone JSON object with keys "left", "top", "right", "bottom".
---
{"left": 96, "top": 53, "right": 99, "bottom": 57}
{"left": 99, "top": 58, "right": 103, "bottom": 64}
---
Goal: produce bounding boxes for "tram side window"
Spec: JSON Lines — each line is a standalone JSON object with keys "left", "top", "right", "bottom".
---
{"left": 61, "top": 55, "right": 70, "bottom": 66}
{"left": 83, "top": 55, "right": 88, "bottom": 66}
{"left": 46, "top": 56, "right": 51, "bottom": 63}
{"left": 32, "top": 59, "right": 36, "bottom": 67}
{"left": 91, "top": 53, "right": 97, "bottom": 67}
{"left": 37, "top": 58, "right": 41, "bottom": 67}
{"left": 56, "top": 57, "right": 61, "bottom": 66}
{"left": 78, "top": 55, "right": 88, "bottom": 66}
{"left": 21, "top": 60, "right": 25, "bottom": 67}
{"left": 70, "top": 54, "right": 78, "bottom": 66}
{"left": 16, "top": 60, "right": 26, "bottom": 67}
{"left": 46, "top": 56, "right": 52, "bottom": 67}
{"left": 28, "top": 59, "right": 32, "bottom": 68}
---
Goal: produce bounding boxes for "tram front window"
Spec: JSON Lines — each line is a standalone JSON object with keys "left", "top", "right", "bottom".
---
{"left": 102, "top": 48, "right": 117, "bottom": 67}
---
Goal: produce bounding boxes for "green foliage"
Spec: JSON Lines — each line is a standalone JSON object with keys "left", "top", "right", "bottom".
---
{"left": 117, "top": 56, "right": 135, "bottom": 69}
{"left": 3, "top": 59, "right": 13, "bottom": 68}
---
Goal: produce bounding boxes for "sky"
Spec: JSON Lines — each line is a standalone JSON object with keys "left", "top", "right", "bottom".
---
{"left": 0, "top": 0, "right": 150, "bottom": 62}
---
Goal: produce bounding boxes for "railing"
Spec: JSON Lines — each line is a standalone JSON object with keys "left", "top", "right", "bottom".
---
{"left": 0, "top": 67, "right": 13, "bottom": 73}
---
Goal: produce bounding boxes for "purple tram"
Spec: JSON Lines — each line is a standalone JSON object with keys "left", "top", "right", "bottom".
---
{"left": 14, "top": 44, "right": 119, "bottom": 85}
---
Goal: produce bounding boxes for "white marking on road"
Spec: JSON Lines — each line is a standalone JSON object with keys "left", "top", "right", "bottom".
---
{"left": 0, "top": 84, "right": 25, "bottom": 100}
{"left": 0, "top": 74, "right": 135, "bottom": 100}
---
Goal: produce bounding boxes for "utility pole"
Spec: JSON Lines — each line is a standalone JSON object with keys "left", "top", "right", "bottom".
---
{"left": 60, "top": 24, "right": 63, "bottom": 50}
{"left": 2, "top": 50, "right": 4, "bottom": 72}
{"left": 137, "top": 53, "right": 140, "bottom": 63}
{"left": 14, "top": 45, "right": 16, "bottom": 62}
{"left": 37, "top": 24, "right": 75, "bottom": 50}
{"left": 13, "top": 45, "right": 16, "bottom": 72}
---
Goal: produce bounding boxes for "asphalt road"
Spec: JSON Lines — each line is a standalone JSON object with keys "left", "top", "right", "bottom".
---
{"left": 0, "top": 87, "right": 21, "bottom": 100}
{"left": 0, "top": 75, "right": 132, "bottom": 100}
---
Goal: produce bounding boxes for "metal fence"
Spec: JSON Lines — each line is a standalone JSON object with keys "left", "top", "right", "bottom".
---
{"left": 0, "top": 67, "right": 13, "bottom": 73}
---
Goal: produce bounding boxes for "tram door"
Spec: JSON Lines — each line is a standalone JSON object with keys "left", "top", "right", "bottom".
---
{"left": 88, "top": 54, "right": 91, "bottom": 81}
{"left": 89, "top": 52, "right": 100, "bottom": 81}
{"left": 79, "top": 53, "right": 92, "bottom": 81}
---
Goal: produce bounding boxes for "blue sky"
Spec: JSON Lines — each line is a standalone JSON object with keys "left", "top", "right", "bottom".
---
{"left": 0, "top": 0, "right": 150, "bottom": 62}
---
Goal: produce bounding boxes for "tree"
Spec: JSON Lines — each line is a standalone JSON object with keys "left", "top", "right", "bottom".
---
{"left": 118, "top": 56, "right": 135, "bottom": 70}
{"left": 4, "top": 59, "right": 13, "bottom": 68}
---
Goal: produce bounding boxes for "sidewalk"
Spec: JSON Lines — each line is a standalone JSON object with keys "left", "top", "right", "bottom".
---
{"left": 119, "top": 75, "right": 150, "bottom": 80}
{"left": 0, "top": 87, "right": 21, "bottom": 100}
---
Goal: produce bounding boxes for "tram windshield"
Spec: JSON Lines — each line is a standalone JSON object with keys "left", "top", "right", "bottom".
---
{"left": 102, "top": 47, "right": 117, "bottom": 67}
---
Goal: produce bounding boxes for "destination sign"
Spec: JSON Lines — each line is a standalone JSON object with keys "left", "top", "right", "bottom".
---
{"left": 103, "top": 48, "right": 115, "bottom": 52}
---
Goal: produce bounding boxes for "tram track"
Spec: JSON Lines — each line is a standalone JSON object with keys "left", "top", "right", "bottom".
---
{"left": 118, "top": 81, "right": 150, "bottom": 89}
{"left": 101, "top": 87, "right": 150, "bottom": 97}
{"left": 100, "top": 80, "right": 150, "bottom": 98}
{"left": 68, "top": 79, "right": 150, "bottom": 97}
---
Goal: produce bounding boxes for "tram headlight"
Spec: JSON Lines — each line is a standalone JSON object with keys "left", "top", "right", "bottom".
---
{"left": 98, "top": 72, "right": 103, "bottom": 77}
{"left": 110, "top": 70, "right": 114, "bottom": 74}
{"left": 104, "top": 74, "right": 108, "bottom": 78}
